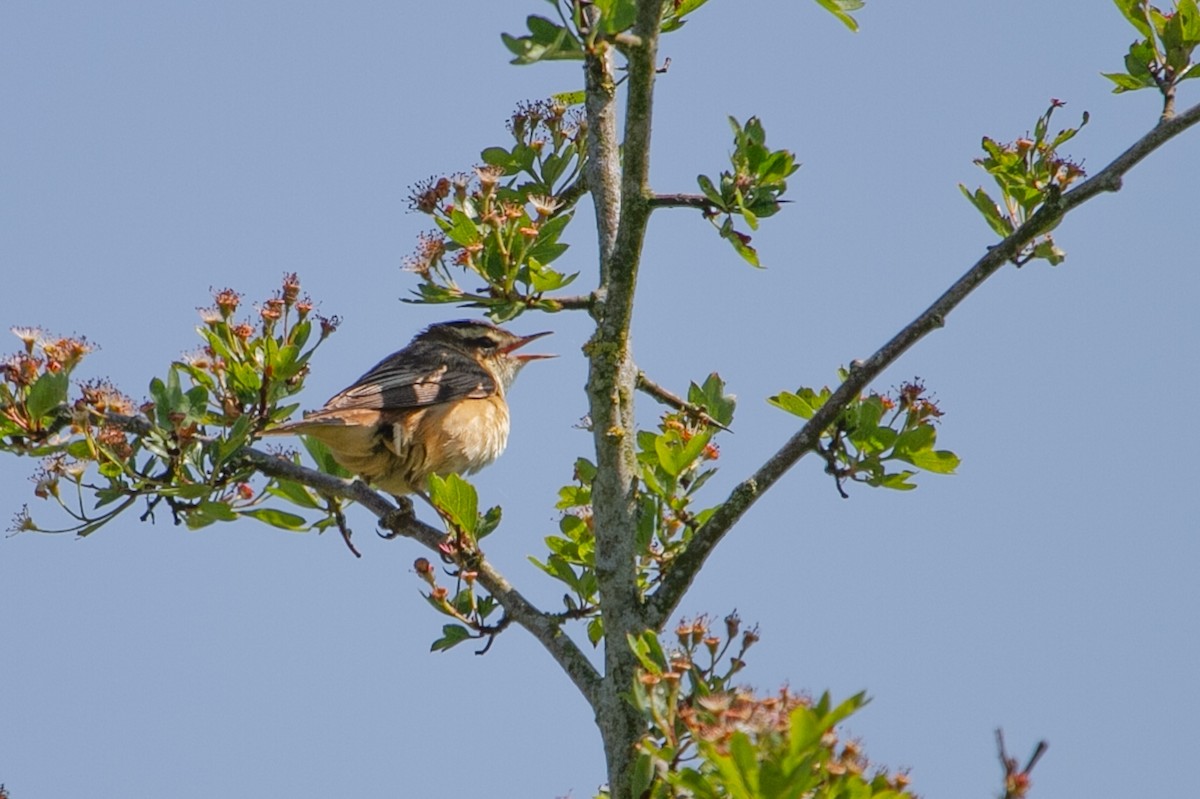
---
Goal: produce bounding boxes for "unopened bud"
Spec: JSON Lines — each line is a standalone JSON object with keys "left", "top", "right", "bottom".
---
{"left": 414, "top": 557, "right": 437, "bottom": 586}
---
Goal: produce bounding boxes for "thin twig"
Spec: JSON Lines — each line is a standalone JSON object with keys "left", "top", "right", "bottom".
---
{"left": 635, "top": 370, "right": 731, "bottom": 432}
{"left": 645, "top": 99, "right": 1200, "bottom": 629}
{"left": 997, "top": 728, "right": 1049, "bottom": 799}
{"left": 537, "top": 292, "right": 598, "bottom": 312}
{"left": 648, "top": 193, "right": 713, "bottom": 210}
{"left": 325, "top": 495, "right": 361, "bottom": 558}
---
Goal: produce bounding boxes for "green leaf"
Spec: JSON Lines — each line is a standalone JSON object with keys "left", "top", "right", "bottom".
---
{"left": 697, "top": 173, "right": 726, "bottom": 208}
{"left": 25, "top": 370, "right": 70, "bottom": 420}
{"left": 1112, "top": 0, "right": 1153, "bottom": 38}
{"left": 183, "top": 385, "right": 208, "bottom": 421}
{"left": 1033, "top": 238, "right": 1066, "bottom": 265}
{"left": 227, "top": 361, "right": 261, "bottom": 394}
{"left": 586, "top": 616, "right": 604, "bottom": 646}
{"left": 302, "top": 436, "right": 351, "bottom": 477}
{"left": 858, "top": 424, "right": 898, "bottom": 455}
{"left": 630, "top": 753, "right": 655, "bottom": 799}
{"left": 500, "top": 16, "right": 583, "bottom": 64}
{"left": 160, "top": 483, "right": 214, "bottom": 500}
{"left": 188, "top": 500, "right": 239, "bottom": 528}
{"left": 739, "top": 203, "right": 760, "bottom": 231}
{"left": 757, "top": 149, "right": 799, "bottom": 184}
{"left": 874, "top": 470, "right": 917, "bottom": 490}
{"left": 627, "top": 631, "right": 668, "bottom": 673}
{"left": 892, "top": 423, "right": 935, "bottom": 456}
{"left": 212, "top": 414, "right": 252, "bottom": 466}
{"left": 476, "top": 505, "right": 502, "bottom": 539}
{"left": 431, "top": 624, "right": 472, "bottom": 652}
{"left": 726, "top": 732, "right": 760, "bottom": 793}
{"left": 240, "top": 507, "right": 309, "bottom": 531}
{"left": 288, "top": 319, "right": 312, "bottom": 350}
{"left": 813, "top": 0, "right": 863, "bottom": 32}
{"left": 719, "top": 221, "right": 762, "bottom": 267}
{"left": 574, "top": 457, "right": 597, "bottom": 484}
{"left": 906, "top": 449, "right": 960, "bottom": 474}
{"left": 688, "top": 372, "right": 737, "bottom": 426}
{"left": 428, "top": 472, "right": 479, "bottom": 536}
{"left": 98, "top": 461, "right": 124, "bottom": 479}
{"left": 768, "top": 390, "right": 815, "bottom": 419}
{"left": 527, "top": 14, "right": 566, "bottom": 43}
{"left": 551, "top": 89, "right": 586, "bottom": 106}
{"left": 444, "top": 209, "right": 481, "bottom": 247}
{"left": 1102, "top": 71, "right": 1155, "bottom": 92}
{"left": 266, "top": 478, "right": 322, "bottom": 509}
{"left": 528, "top": 266, "right": 572, "bottom": 293}
{"left": 593, "top": 0, "right": 637, "bottom": 33}
{"left": 480, "top": 146, "right": 514, "bottom": 168}
{"left": 662, "top": 0, "right": 710, "bottom": 32}
{"left": 1180, "top": 62, "right": 1200, "bottom": 81}
{"left": 958, "top": 184, "right": 1014, "bottom": 237}
{"left": 654, "top": 430, "right": 688, "bottom": 477}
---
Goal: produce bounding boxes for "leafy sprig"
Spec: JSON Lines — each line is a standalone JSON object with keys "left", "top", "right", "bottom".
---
{"left": 959, "top": 100, "right": 1089, "bottom": 266}
{"left": 1105, "top": 0, "right": 1200, "bottom": 116}
{"left": 696, "top": 117, "right": 800, "bottom": 267}
{"left": 5, "top": 276, "right": 347, "bottom": 538}
{"left": 628, "top": 617, "right": 913, "bottom": 799}
{"left": 403, "top": 100, "right": 586, "bottom": 321}
{"left": 770, "top": 375, "right": 959, "bottom": 495}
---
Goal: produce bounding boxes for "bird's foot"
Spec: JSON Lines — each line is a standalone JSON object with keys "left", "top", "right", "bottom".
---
{"left": 377, "top": 496, "right": 416, "bottom": 539}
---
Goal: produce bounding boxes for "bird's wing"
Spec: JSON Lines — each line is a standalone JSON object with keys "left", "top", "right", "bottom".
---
{"left": 318, "top": 343, "right": 496, "bottom": 413}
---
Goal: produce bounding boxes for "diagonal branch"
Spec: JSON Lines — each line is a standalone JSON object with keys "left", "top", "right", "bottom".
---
{"left": 246, "top": 448, "right": 603, "bottom": 707}
{"left": 645, "top": 99, "right": 1200, "bottom": 629}
{"left": 103, "top": 414, "right": 602, "bottom": 707}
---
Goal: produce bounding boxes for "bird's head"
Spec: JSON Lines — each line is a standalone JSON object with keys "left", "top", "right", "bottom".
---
{"left": 419, "top": 319, "right": 554, "bottom": 389}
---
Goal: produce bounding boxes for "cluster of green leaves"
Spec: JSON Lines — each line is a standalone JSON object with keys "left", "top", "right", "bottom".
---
{"left": 959, "top": 100, "right": 1089, "bottom": 266}
{"left": 531, "top": 456, "right": 602, "bottom": 643}
{"left": 176, "top": 282, "right": 320, "bottom": 431}
{"left": 420, "top": 473, "right": 506, "bottom": 652}
{"left": 770, "top": 375, "right": 958, "bottom": 494}
{"left": 501, "top": 0, "right": 710, "bottom": 65}
{"left": 6, "top": 276, "right": 347, "bottom": 537}
{"left": 634, "top": 374, "right": 736, "bottom": 584}
{"left": 527, "top": 375, "right": 735, "bottom": 648}
{"left": 628, "top": 621, "right": 912, "bottom": 799}
{"left": 697, "top": 117, "right": 800, "bottom": 267}
{"left": 1105, "top": 0, "right": 1200, "bottom": 97}
{"left": 403, "top": 100, "right": 585, "bottom": 322}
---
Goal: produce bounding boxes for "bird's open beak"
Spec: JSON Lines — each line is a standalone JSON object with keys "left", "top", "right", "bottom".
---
{"left": 502, "top": 330, "right": 555, "bottom": 361}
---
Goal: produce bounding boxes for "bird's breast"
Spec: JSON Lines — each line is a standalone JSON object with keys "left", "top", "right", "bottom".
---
{"left": 400, "top": 394, "right": 511, "bottom": 478}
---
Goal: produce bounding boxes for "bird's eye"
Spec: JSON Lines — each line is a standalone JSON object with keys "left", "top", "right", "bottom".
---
{"left": 464, "top": 335, "right": 498, "bottom": 350}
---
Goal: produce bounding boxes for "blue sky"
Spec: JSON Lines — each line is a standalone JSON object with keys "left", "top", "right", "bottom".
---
{"left": 3, "top": 2, "right": 1198, "bottom": 797}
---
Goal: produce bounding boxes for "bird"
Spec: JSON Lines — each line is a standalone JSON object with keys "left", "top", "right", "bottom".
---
{"left": 264, "top": 319, "right": 552, "bottom": 497}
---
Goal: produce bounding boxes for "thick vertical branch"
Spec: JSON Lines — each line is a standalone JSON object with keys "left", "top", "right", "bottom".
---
{"left": 582, "top": 1, "right": 664, "bottom": 795}
{"left": 584, "top": 26, "right": 621, "bottom": 280}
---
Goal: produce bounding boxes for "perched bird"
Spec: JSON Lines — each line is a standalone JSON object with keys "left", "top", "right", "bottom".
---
{"left": 265, "top": 320, "right": 552, "bottom": 497}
